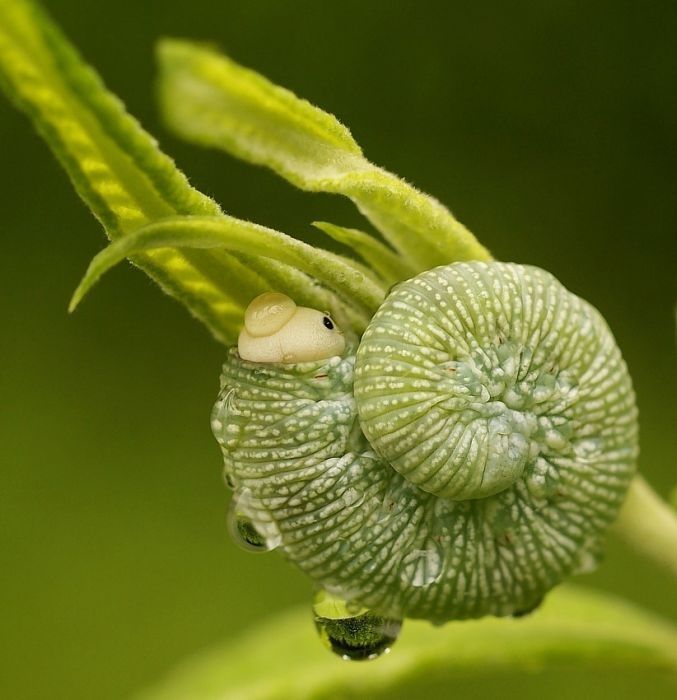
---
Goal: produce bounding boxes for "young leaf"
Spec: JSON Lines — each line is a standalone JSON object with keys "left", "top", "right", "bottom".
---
{"left": 313, "top": 222, "right": 418, "bottom": 286}
{"left": 157, "top": 39, "right": 493, "bottom": 272}
{"left": 136, "top": 586, "right": 677, "bottom": 700}
{"left": 0, "top": 0, "right": 291, "bottom": 343}
{"left": 70, "top": 215, "right": 387, "bottom": 328}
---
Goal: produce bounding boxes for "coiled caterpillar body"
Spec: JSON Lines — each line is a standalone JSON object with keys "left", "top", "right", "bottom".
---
{"left": 212, "top": 261, "right": 638, "bottom": 641}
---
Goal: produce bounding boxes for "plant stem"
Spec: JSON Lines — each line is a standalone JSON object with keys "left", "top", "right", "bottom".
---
{"left": 611, "top": 475, "right": 677, "bottom": 578}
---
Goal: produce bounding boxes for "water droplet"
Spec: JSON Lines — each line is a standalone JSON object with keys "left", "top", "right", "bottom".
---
{"left": 211, "top": 387, "right": 236, "bottom": 445}
{"left": 213, "top": 385, "right": 235, "bottom": 413}
{"left": 228, "top": 512, "right": 267, "bottom": 552}
{"left": 342, "top": 487, "right": 364, "bottom": 509}
{"left": 312, "top": 589, "right": 402, "bottom": 661}
{"left": 400, "top": 545, "right": 443, "bottom": 588}
{"left": 227, "top": 490, "right": 281, "bottom": 553}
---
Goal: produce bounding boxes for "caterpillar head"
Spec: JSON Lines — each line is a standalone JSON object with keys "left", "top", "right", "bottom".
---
{"left": 237, "top": 292, "right": 345, "bottom": 363}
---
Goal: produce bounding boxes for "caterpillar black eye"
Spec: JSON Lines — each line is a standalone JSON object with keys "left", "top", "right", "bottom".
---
{"left": 323, "top": 316, "right": 334, "bottom": 330}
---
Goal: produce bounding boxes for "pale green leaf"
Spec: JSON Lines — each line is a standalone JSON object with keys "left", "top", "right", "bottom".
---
{"left": 136, "top": 586, "right": 677, "bottom": 700}
{"left": 313, "top": 222, "right": 418, "bottom": 286}
{"left": 157, "top": 39, "right": 493, "bottom": 272}
{"left": 70, "top": 215, "right": 387, "bottom": 329}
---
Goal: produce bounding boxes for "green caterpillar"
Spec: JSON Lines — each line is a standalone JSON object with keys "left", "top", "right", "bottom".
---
{"left": 211, "top": 261, "right": 638, "bottom": 657}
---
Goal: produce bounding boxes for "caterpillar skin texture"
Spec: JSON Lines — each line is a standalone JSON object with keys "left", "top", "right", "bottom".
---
{"left": 211, "top": 262, "right": 639, "bottom": 622}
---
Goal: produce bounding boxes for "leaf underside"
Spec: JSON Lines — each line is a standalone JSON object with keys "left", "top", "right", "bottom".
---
{"left": 69, "top": 215, "right": 387, "bottom": 326}
{"left": 136, "top": 586, "right": 677, "bottom": 700}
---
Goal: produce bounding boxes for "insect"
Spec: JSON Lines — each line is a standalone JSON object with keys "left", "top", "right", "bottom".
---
{"left": 211, "top": 261, "right": 638, "bottom": 659}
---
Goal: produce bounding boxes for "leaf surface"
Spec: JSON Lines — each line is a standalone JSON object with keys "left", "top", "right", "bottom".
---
{"left": 157, "top": 39, "right": 493, "bottom": 272}
{"left": 136, "top": 586, "right": 677, "bottom": 700}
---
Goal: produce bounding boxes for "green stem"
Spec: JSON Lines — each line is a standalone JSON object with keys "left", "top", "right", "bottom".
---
{"left": 611, "top": 475, "right": 677, "bottom": 578}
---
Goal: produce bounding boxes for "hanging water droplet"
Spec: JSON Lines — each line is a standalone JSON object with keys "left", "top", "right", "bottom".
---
{"left": 227, "top": 490, "right": 281, "bottom": 553}
{"left": 212, "top": 386, "right": 237, "bottom": 446}
{"left": 213, "top": 386, "right": 235, "bottom": 415}
{"left": 228, "top": 512, "right": 267, "bottom": 552}
{"left": 312, "top": 589, "right": 402, "bottom": 661}
{"left": 400, "top": 545, "right": 443, "bottom": 588}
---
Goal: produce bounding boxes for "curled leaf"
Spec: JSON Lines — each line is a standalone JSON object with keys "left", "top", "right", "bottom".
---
{"left": 70, "top": 215, "right": 388, "bottom": 329}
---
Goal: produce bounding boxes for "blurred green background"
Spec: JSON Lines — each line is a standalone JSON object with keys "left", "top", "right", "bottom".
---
{"left": 1, "top": 1, "right": 675, "bottom": 698}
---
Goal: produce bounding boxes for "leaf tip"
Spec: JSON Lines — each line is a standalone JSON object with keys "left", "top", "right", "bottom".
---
{"left": 311, "top": 220, "right": 331, "bottom": 233}
{"left": 68, "top": 282, "right": 86, "bottom": 313}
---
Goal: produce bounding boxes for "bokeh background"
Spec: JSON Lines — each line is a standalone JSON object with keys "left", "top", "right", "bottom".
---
{"left": 1, "top": 1, "right": 675, "bottom": 698}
